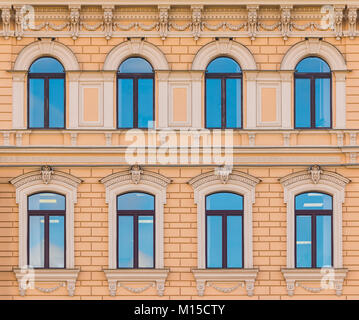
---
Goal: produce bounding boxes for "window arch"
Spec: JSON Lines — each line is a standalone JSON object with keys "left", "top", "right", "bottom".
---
{"left": 116, "top": 192, "right": 155, "bottom": 269}
{"left": 294, "top": 57, "right": 331, "bottom": 129}
{"left": 28, "top": 57, "right": 65, "bottom": 129}
{"left": 205, "top": 57, "right": 242, "bottom": 129}
{"left": 205, "top": 192, "right": 244, "bottom": 268}
{"left": 117, "top": 57, "right": 154, "bottom": 129}
{"left": 27, "top": 192, "right": 66, "bottom": 268}
{"left": 295, "top": 192, "right": 333, "bottom": 268}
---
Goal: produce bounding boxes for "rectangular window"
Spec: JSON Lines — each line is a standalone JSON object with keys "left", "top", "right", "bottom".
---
{"left": 49, "top": 216, "right": 65, "bottom": 268}
{"left": 226, "top": 79, "right": 242, "bottom": 128}
{"left": 118, "top": 215, "right": 134, "bottom": 268}
{"left": 316, "top": 215, "right": 332, "bottom": 267}
{"left": 138, "top": 216, "right": 154, "bottom": 268}
{"left": 296, "top": 215, "right": 312, "bottom": 268}
{"left": 295, "top": 78, "right": 311, "bottom": 128}
{"left": 138, "top": 79, "right": 154, "bottom": 128}
{"left": 207, "top": 215, "right": 222, "bottom": 268}
{"left": 206, "top": 79, "right": 222, "bottom": 128}
{"left": 29, "top": 79, "right": 45, "bottom": 128}
{"left": 227, "top": 215, "right": 243, "bottom": 268}
{"left": 49, "top": 79, "right": 65, "bottom": 128}
{"left": 315, "top": 78, "right": 331, "bottom": 128}
{"left": 117, "top": 79, "right": 134, "bottom": 128}
{"left": 29, "top": 215, "right": 45, "bottom": 268}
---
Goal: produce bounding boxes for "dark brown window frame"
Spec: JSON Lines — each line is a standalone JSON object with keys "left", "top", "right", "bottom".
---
{"left": 205, "top": 57, "right": 243, "bottom": 129}
{"left": 205, "top": 193, "right": 244, "bottom": 269}
{"left": 116, "top": 57, "right": 155, "bottom": 129}
{"left": 294, "top": 192, "right": 333, "bottom": 268}
{"left": 294, "top": 61, "right": 332, "bottom": 129}
{"left": 27, "top": 57, "right": 66, "bottom": 130}
{"left": 116, "top": 192, "right": 155, "bottom": 269}
{"left": 27, "top": 192, "right": 66, "bottom": 269}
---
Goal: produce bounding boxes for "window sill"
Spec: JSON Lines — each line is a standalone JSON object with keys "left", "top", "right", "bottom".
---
{"left": 281, "top": 268, "right": 348, "bottom": 296}
{"left": 13, "top": 268, "right": 80, "bottom": 296}
{"left": 103, "top": 268, "right": 169, "bottom": 296}
{"left": 192, "top": 268, "right": 259, "bottom": 296}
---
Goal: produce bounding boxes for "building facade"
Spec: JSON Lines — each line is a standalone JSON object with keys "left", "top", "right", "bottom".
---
{"left": 0, "top": 0, "right": 359, "bottom": 299}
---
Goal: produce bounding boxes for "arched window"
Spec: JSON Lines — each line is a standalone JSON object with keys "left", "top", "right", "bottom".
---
{"left": 205, "top": 192, "right": 243, "bottom": 268}
{"left": 117, "top": 57, "right": 154, "bottom": 129}
{"left": 28, "top": 57, "right": 65, "bottom": 129}
{"left": 295, "top": 192, "right": 333, "bottom": 268}
{"left": 294, "top": 57, "right": 331, "bottom": 129}
{"left": 205, "top": 57, "right": 242, "bottom": 129}
{"left": 117, "top": 192, "right": 155, "bottom": 268}
{"left": 28, "top": 192, "right": 66, "bottom": 268}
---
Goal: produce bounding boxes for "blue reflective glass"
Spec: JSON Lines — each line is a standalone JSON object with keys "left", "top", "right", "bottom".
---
{"left": 206, "top": 192, "right": 243, "bottom": 211}
{"left": 49, "top": 78, "right": 65, "bottom": 128}
{"left": 296, "top": 57, "right": 330, "bottom": 73}
{"left": 315, "top": 78, "right": 331, "bottom": 128}
{"left": 295, "top": 193, "right": 332, "bottom": 211}
{"left": 117, "top": 192, "right": 154, "bottom": 211}
{"left": 29, "top": 78, "right": 45, "bottom": 128}
{"left": 119, "top": 57, "right": 153, "bottom": 73}
{"left": 138, "top": 79, "right": 154, "bottom": 128}
{"left": 295, "top": 78, "right": 311, "bottom": 128}
{"left": 28, "top": 193, "right": 65, "bottom": 211}
{"left": 117, "top": 79, "right": 133, "bottom": 128}
{"left": 206, "top": 78, "right": 222, "bottom": 128}
{"left": 49, "top": 216, "right": 65, "bottom": 268}
{"left": 118, "top": 215, "right": 134, "bottom": 268}
{"left": 296, "top": 215, "right": 312, "bottom": 268}
{"left": 29, "top": 215, "right": 45, "bottom": 268}
{"left": 138, "top": 216, "right": 154, "bottom": 268}
{"left": 206, "top": 57, "right": 241, "bottom": 73}
{"left": 29, "top": 57, "right": 64, "bottom": 73}
{"left": 207, "top": 215, "right": 222, "bottom": 268}
{"left": 226, "top": 78, "right": 242, "bottom": 128}
{"left": 316, "top": 215, "right": 332, "bottom": 267}
{"left": 227, "top": 215, "right": 243, "bottom": 268}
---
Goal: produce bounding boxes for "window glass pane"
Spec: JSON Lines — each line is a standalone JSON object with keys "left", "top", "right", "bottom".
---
{"left": 295, "top": 193, "right": 332, "bottom": 211}
{"left": 119, "top": 57, "right": 153, "bottom": 73}
{"left": 226, "top": 78, "right": 242, "bottom": 128}
{"left": 29, "top": 78, "right": 45, "bottom": 128}
{"left": 49, "top": 79, "right": 65, "bottom": 128}
{"left": 29, "top": 216, "right": 45, "bottom": 268}
{"left": 118, "top": 79, "right": 133, "bottom": 128}
{"left": 117, "top": 193, "right": 154, "bottom": 211}
{"left": 227, "top": 215, "right": 242, "bottom": 268}
{"left": 206, "top": 192, "right": 243, "bottom": 211}
{"left": 28, "top": 193, "right": 65, "bottom": 211}
{"left": 207, "top": 57, "right": 241, "bottom": 73}
{"left": 138, "top": 216, "right": 154, "bottom": 268}
{"left": 315, "top": 78, "right": 331, "bottom": 128}
{"left": 296, "top": 215, "right": 312, "bottom": 268}
{"left": 296, "top": 57, "right": 330, "bottom": 73}
{"left": 206, "top": 79, "right": 222, "bottom": 128}
{"left": 49, "top": 216, "right": 65, "bottom": 268}
{"left": 29, "top": 57, "right": 64, "bottom": 73}
{"left": 207, "top": 215, "right": 222, "bottom": 268}
{"left": 295, "top": 78, "right": 311, "bottom": 128}
{"left": 118, "top": 216, "right": 134, "bottom": 268}
{"left": 316, "top": 215, "right": 332, "bottom": 267}
{"left": 138, "top": 79, "right": 154, "bottom": 128}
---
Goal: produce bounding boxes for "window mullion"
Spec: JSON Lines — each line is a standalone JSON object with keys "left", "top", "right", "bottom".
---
{"left": 312, "top": 214, "right": 316, "bottom": 268}
{"left": 134, "top": 214, "right": 138, "bottom": 268}
{"left": 222, "top": 214, "right": 227, "bottom": 268}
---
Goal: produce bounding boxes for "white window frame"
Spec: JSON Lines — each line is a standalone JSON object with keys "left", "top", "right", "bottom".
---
{"left": 280, "top": 166, "right": 350, "bottom": 296}
{"left": 101, "top": 167, "right": 170, "bottom": 296}
{"left": 188, "top": 168, "right": 260, "bottom": 296}
{"left": 10, "top": 167, "right": 82, "bottom": 296}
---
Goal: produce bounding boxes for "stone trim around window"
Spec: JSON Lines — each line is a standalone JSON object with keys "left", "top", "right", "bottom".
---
{"left": 103, "top": 269, "right": 169, "bottom": 297}
{"left": 192, "top": 268, "right": 259, "bottom": 297}
{"left": 279, "top": 166, "right": 350, "bottom": 296}
{"left": 188, "top": 167, "right": 260, "bottom": 270}
{"left": 11, "top": 39, "right": 80, "bottom": 129}
{"left": 10, "top": 167, "right": 82, "bottom": 270}
{"left": 280, "top": 38, "right": 348, "bottom": 129}
{"left": 13, "top": 268, "right": 80, "bottom": 297}
{"left": 281, "top": 268, "right": 348, "bottom": 296}
{"left": 100, "top": 166, "right": 171, "bottom": 270}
